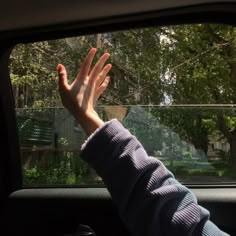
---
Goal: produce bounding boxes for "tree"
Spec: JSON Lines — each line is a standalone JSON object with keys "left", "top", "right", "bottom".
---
{"left": 159, "top": 24, "right": 236, "bottom": 167}
{"left": 10, "top": 23, "right": 236, "bottom": 172}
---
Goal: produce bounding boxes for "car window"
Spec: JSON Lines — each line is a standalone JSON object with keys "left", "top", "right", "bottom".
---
{"left": 10, "top": 23, "right": 236, "bottom": 186}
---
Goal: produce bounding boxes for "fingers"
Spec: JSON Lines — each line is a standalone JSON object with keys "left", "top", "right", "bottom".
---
{"left": 77, "top": 48, "right": 97, "bottom": 81}
{"left": 95, "top": 64, "right": 112, "bottom": 87}
{"left": 96, "top": 76, "right": 110, "bottom": 98}
{"left": 57, "top": 64, "right": 69, "bottom": 91}
{"left": 89, "top": 52, "right": 110, "bottom": 82}
{"left": 59, "top": 49, "right": 112, "bottom": 98}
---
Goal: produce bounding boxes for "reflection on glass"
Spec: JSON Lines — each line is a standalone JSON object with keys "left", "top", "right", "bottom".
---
{"left": 16, "top": 105, "right": 236, "bottom": 185}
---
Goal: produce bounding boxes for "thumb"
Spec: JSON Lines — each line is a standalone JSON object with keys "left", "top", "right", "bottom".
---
{"left": 57, "top": 64, "right": 69, "bottom": 90}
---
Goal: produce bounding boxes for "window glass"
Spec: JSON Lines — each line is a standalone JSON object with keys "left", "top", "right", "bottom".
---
{"left": 10, "top": 24, "right": 236, "bottom": 186}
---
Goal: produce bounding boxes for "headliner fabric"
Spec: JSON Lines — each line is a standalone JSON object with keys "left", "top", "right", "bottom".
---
{"left": 1, "top": 0, "right": 236, "bottom": 32}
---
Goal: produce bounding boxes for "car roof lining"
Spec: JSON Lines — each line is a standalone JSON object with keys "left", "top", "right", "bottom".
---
{"left": 2, "top": 3, "right": 236, "bottom": 45}
{"left": 1, "top": 0, "right": 236, "bottom": 33}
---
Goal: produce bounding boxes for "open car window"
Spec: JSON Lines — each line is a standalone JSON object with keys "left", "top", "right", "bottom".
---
{"left": 10, "top": 23, "right": 236, "bottom": 186}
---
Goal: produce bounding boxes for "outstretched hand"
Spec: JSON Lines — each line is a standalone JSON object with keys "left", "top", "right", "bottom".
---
{"left": 57, "top": 48, "right": 112, "bottom": 136}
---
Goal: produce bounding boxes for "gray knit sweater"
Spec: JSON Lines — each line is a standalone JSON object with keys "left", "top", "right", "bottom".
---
{"left": 81, "top": 119, "right": 229, "bottom": 236}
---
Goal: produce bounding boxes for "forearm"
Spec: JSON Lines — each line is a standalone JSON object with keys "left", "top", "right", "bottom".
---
{"left": 81, "top": 119, "right": 229, "bottom": 236}
{"left": 74, "top": 112, "right": 104, "bottom": 136}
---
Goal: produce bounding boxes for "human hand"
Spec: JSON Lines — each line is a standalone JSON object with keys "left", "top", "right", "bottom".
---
{"left": 57, "top": 48, "right": 112, "bottom": 136}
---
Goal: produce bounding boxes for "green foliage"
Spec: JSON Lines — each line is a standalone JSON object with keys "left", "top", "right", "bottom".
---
{"left": 182, "top": 151, "right": 192, "bottom": 160}
{"left": 22, "top": 151, "right": 93, "bottom": 186}
{"left": 10, "top": 23, "right": 236, "bottom": 184}
{"left": 162, "top": 159, "right": 231, "bottom": 179}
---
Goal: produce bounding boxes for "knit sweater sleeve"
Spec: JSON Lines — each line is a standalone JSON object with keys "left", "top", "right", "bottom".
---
{"left": 80, "top": 119, "right": 229, "bottom": 236}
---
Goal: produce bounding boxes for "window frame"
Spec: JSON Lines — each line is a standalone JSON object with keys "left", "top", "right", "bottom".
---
{"left": 2, "top": 2, "right": 236, "bottom": 191}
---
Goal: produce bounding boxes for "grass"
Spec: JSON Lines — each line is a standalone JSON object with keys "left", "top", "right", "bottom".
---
{"left": 161, "top": 159, "right": 232, "bottom": 178}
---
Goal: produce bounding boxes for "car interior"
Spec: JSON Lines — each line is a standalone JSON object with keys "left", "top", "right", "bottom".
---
{"left": 2, "top": 0, "right": 236, "bottom": 235}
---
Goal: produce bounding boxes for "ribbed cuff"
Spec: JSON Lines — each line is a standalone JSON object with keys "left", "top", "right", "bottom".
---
{"left": 80, "top": 118, "right": 127, "bottom": 163}
{"left": 81, "top": 119, "right": 116, "bottom": 151}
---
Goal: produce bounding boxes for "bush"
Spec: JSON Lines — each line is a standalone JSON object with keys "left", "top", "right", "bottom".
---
{"left": 22, "top": 151, "right": 93, "bottom": 186}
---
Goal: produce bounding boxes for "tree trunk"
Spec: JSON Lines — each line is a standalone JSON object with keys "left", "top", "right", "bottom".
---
{"left": 191, "top": 115, "right": 209, "bottom": 157}
{"left": 229, "top": 129, "right": 236, "bottom": 169}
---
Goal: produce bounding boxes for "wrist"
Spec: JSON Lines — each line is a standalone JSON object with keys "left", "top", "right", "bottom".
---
{"left": 77, "top": 113, "right": 104, "bottom": 136}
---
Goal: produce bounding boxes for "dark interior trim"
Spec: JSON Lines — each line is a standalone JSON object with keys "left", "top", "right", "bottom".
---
{"left": 1, "top": 3, "right": 236, "bottom": 45}
{"left": 0, "top": 46, "right": 22, "bottom": 195}
{"left": 9, "top": 188, "right": 236, "bottom": 203}
{"left": 8, "top": 188, "right": 236, "bottom": 231}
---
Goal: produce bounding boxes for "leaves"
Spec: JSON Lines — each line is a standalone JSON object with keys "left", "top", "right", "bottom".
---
{"left": 10, "top": 24, "right": 236, "bottom": 163}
